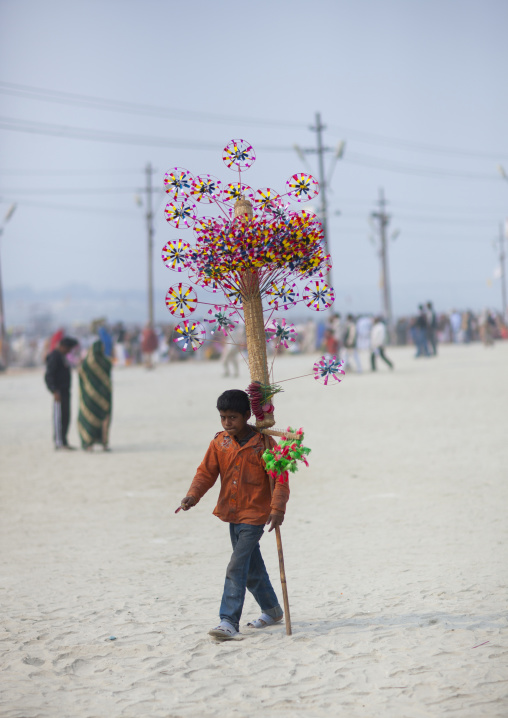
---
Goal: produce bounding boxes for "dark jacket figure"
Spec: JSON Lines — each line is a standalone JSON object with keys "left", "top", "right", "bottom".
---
{"left": 44, "top": 337, "right": 78, "bottom": 449}
{"left": 413, "top": 305, "right": 430, "bottom": 357}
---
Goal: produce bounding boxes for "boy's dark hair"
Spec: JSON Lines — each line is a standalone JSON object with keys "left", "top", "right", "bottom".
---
{"left": 217, "top": 390, "right": 251, "bottom": 415}
{"left": 60, "top": 337, "right": 78, "bottom": 350}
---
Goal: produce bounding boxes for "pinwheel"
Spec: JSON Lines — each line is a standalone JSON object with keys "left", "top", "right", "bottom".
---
{"left": 204, "top": 306, "right": 239, "bottom": 336}
{"left": 313, "top": 356, "right": 345, "bottom": 385}
{"left": 161, "top": 239, "right": 190, "bottom": 272}
{"left": 222, "top": 182, "right": 255, "bottom": 204}
{"left": 173, "top": 320, "right": 206, "bottom": 352}
{"left": 266, "top": 319, "right": 297, "bottom": 349}
{"left": 165, "top": 283, "right": 198, "bottom": 318}
{"left": 286, "top": 172, "right": 320, "bottom": 202}
{"left": 190, "top": 174, "right": 222, "bottom": 204}
{"left": 303, "top": 280, "right": 335, "bottom": 311}
{"left": 253, "top": 187, "right": 281, "bottom": 212}
{"left": 164, "top": 201, "right": 197, "bottom": 229}
{"left": 163, "top": 167, "right": 194, "bottom": 202}
{"left": 222, "top": 138, "right": 256, "bottom": 171}
{"left": 266, "top": 282, "right": 299, "bottom": 311}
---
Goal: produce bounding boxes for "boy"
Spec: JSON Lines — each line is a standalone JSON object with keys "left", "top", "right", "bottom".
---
{"left": 180, "top": 389, "right": 289, "bottom": 640}
{"left": 44, "top": 336, "right": 79, "bottom": 450}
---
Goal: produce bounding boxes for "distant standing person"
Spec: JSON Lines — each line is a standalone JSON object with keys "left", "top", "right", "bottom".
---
{"left": 141, "top": 323, "right": 159, "bottom": 369}
{"left": 342, "top": 314, "right": 362, "bottom": 372}
{"left": 370, "top": 317, "right": 393, "bottom": 371}
{"left": 426, "top": 302, "right": 438, "bottom": 355}
{"left": 222, "top": 324, "right": 244, "bottom": 378}
{"left": 414, "top": 305, "right": 430, "bottom": 357}
{"left": 77, "top": 340, "right": 113, "bottom": 451}
{"left": 325, "top": 313, "right": 341, "bottom": 355}
{"left": 300, "top": 318, "right": 317, "bottom": 354}
{"left": 356, "top": 315, "right": 373, "bottom": 351}
{"left": 480, "top": 309, "right": 496, "bottom": 347}
{"left": 98, "top": 325, "right": 113, "bottom": 359}
{"left": 44, "top": 336, "right": 79, "bottom": 450}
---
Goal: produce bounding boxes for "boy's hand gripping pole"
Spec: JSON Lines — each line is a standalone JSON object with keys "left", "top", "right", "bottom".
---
{"left": 264, "top": 434, "right": 292, "bottom": 636}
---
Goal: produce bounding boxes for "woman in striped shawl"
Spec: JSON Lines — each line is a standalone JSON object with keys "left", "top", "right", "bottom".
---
{"left": 77, "top": 340, "right": 112, "bottom": 450}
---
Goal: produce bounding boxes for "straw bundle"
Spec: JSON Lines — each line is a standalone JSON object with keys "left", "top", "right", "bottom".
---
{"left": 235, "top": 197, "right": 275, "bottom": 429}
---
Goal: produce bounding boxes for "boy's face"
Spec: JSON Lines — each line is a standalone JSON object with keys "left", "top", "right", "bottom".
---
{"left": 219, "top": 410, "right": 251, "bottom": 437}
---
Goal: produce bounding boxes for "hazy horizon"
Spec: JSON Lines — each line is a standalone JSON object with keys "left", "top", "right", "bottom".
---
{"left": 1, "top": 0, "right": 507, "bottom": 330}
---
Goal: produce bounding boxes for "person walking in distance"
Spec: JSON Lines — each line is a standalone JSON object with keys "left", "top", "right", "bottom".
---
{"left": 44, "top": 336, "right": 79, "bottom": 450}
{"left": 342, "top": 314, "right": 362, "bottom": 372}
{"left": 370, "top": 317, "right": 394, "bottom": 371}
{"left": 141, "top": 323, "right": 159, "bottom": 369}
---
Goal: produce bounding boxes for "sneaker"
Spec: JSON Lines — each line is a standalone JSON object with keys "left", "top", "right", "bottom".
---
{"left": 246, "top": 612, "right": 283, "bottom": 629}
{"left": 208, "top": 621, "right": 239, "bottom": 640}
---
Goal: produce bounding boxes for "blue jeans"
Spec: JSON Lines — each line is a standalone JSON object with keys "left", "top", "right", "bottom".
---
{"left": 219, "top": 523, "right": 282, "bottom": 631}
{"left": 413, "top": 327, "right": 430, "bottom": 357}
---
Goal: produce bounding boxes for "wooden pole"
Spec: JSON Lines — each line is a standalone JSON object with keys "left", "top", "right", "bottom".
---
{"left": 235, "top": 196, "right": 292, "bottom": 635}
{"left": 264, "top": 433, "right": 292, "bottom": 636}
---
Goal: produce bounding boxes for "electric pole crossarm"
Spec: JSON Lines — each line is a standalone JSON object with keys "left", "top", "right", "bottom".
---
{"left": 294, "top": 114, "right": 345, "bottom": 290}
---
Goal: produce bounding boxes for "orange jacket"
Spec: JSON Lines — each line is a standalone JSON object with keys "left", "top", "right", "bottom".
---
{"left": 187, "top": 430, "right": 290, "bottom": 525}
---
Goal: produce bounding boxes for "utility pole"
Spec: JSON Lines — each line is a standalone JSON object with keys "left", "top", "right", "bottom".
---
{"left": 371, "top": 189, "right": 393, "bottom": 336}
{"left": 0, "top": 203, "right": 16, "bottom": 369}
{"left": 496, "top": 221, "right": 507, "bottom": 320}
{"left": 0, "top": 243, "right": 6, "bottom": 369}
{"left": 294, "top": 113, "right": 345, "bottom": 289}
{"left": 310, "top": 113, "right": 331, "bottom": 285}
{"left": 145, "top": 163, "right": 155, "bottom": 327}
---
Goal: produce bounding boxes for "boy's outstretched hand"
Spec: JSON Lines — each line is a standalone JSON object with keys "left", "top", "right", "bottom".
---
{"left": 180, "top": 496, "right": 196, "bottom": 511}
{"left": 266, "top": 511, "right": 284, "bottom": 532}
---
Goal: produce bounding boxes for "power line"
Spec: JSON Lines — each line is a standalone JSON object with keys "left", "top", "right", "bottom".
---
{"left": 1, "top": 199, "right": 138, "bottom": 216}
{"left": 0, "top": 81, "right": 305, "bottom": 130}
{"left": 1, "top": 80, "right": 506, "bottom": 161}
{"left": 329, "top": 196, "right": 507, "bottom": 215}
{"left": 329, "top": 226, "right": 498, "bottom": 242}
{"left": 339, "top": 211, "right": 497, "bottom": 226}
{"left": 0, "top": 173, "right": 502, "bottom": 217}
{"left": 0, "top": 115, "right": 292, "bottom": 152}
{"left": 0, "top": 187, "right": 155, "bottom": 195}
{"left": 0, "top": 116, "right": 228, "bottom": 149}
{"left": 0, "top": 168, "right": 142, "bottom": 176}
{"left": 344, "top": 153, "right": 499, "bottom": 181}
{"left": 0, "top": 116, "right": 501, "bottom": 182}
{"left": 328, "top": 123, "right": 508, "bottom": 161}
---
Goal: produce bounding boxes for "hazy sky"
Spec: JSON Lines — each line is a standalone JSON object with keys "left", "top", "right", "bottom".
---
{"left": 1, "top": 0, "right": 507, "bottom": 324}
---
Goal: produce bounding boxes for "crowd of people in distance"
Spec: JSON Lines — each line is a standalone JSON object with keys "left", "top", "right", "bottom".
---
{"left": 3, "top": 307, "right": 506, "bottom": 452}
{"left": 3, "top": 305, "right": 507, "bottom": 374}
{"left": 394, "top": 306, "right": 506, "bottom": 350}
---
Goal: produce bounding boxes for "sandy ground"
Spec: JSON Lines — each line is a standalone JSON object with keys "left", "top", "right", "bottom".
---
{"left": 0, "top": 342, "right": 507, "bottom": 718}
